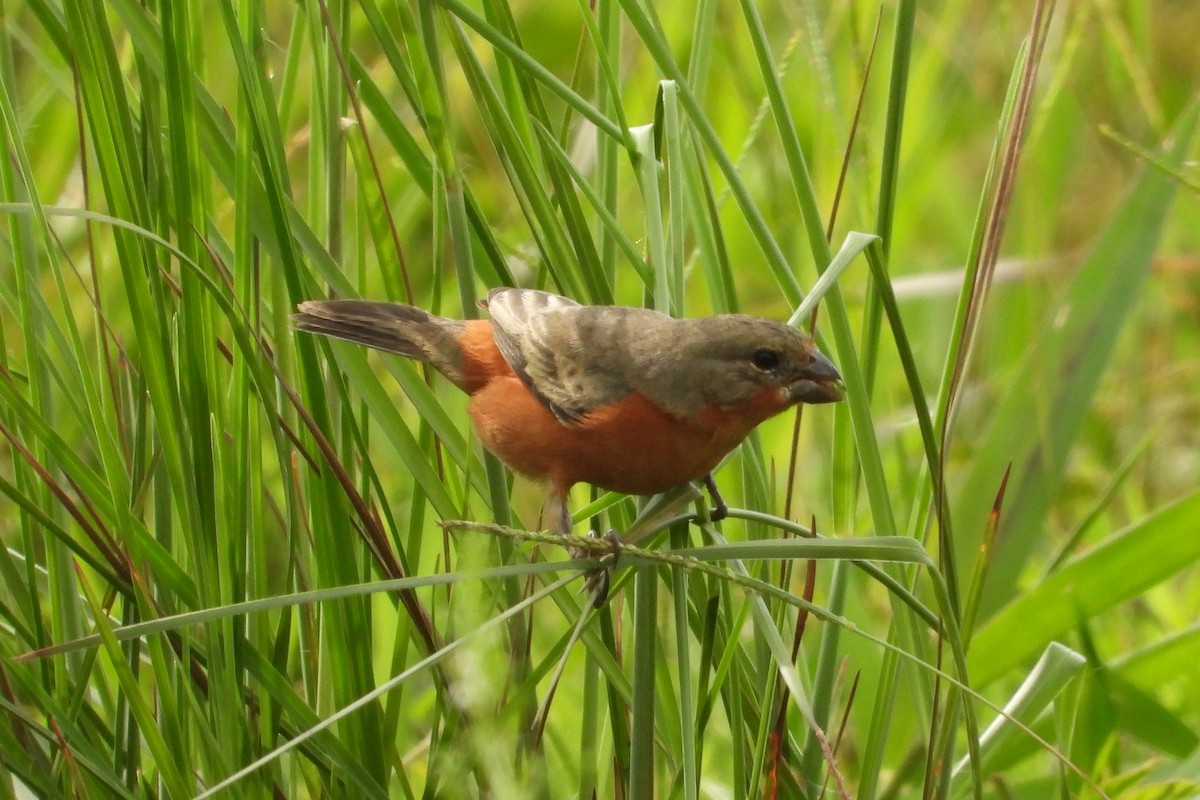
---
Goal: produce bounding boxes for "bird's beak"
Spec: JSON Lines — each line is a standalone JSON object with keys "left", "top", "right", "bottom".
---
{"left": 788, "top": 349, "right": 844, "bottom": 404}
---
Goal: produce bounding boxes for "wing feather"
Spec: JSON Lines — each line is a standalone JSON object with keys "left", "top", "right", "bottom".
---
{"left": 484, "top": 288, "right": 633, "bottom": 423}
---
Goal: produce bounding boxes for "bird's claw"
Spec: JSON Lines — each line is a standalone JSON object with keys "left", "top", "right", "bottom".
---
{"left": 703, "top": 474, "right": 729, "bottom": 523}
{"left": 573, "top": 529, "right": 621, "bottom": 606}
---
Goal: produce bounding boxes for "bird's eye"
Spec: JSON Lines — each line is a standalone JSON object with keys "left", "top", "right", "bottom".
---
{"left": 751, "top": 348, "right": 781, "bottom": 370}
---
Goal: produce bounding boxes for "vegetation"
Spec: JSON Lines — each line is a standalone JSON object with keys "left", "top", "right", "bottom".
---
{"left": 0, "top": 1, "right": 1197, "bottom": 797}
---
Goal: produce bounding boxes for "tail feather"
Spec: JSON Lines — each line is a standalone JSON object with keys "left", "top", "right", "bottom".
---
{"left": 294, "top": 300, "right": 433, "bottom": 358}
{"left": 294, "top": 300, "right": 469, "bottom": 385}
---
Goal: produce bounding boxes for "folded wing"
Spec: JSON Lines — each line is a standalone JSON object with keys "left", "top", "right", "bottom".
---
{"left": 484, "top": 288, "right": 636, "bottom": 424}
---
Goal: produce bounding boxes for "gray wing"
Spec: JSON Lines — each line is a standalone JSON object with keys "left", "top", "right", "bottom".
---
{"left": 483, "top": 288, "right": 637, "bottom": 424}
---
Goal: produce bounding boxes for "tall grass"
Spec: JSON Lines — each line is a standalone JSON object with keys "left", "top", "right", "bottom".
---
{"left": 1, "top": 1, "right": 1198, "bottom": 798}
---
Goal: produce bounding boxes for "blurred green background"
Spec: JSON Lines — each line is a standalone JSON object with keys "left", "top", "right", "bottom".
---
{"left": 1, "top": 0, "right": 1198, "bottom": 797}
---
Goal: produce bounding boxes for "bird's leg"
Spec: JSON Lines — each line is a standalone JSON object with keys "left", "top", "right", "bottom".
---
{"left": 549, "top": 489, "right": 573, "bottom": 540}
{"left": 550, "top": 486, "right": 617, "bottom": 605}
{"left": 702, "top": 473, "right": 729, "bottom": 523}
{"left": 580, "top": 530, "right": 620, "bottom": 605}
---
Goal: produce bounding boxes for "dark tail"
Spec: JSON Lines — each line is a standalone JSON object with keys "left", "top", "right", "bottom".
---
{"left": 294, "top": 300, "right": 470, "bottom": 386}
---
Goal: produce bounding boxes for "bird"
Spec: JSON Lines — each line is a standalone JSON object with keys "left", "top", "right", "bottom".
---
{"left": 294, "top": 287, "right": 843, "bottom": 598}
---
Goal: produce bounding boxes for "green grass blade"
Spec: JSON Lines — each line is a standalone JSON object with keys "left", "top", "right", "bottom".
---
{"left": 970, "top": 490, "right": 1200, "bottom": 687}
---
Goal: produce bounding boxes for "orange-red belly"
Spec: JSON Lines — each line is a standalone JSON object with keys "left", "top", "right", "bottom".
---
{"left": 469, "top": 376, "right": 741, "bottom": 495}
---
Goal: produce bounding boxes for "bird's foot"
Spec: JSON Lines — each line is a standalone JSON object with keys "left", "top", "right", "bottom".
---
{"left": 703, "top": 473, "right": 729, "bottom": 523}
{"left": 571, "top": 529, "right": 621, "bottom": 606}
